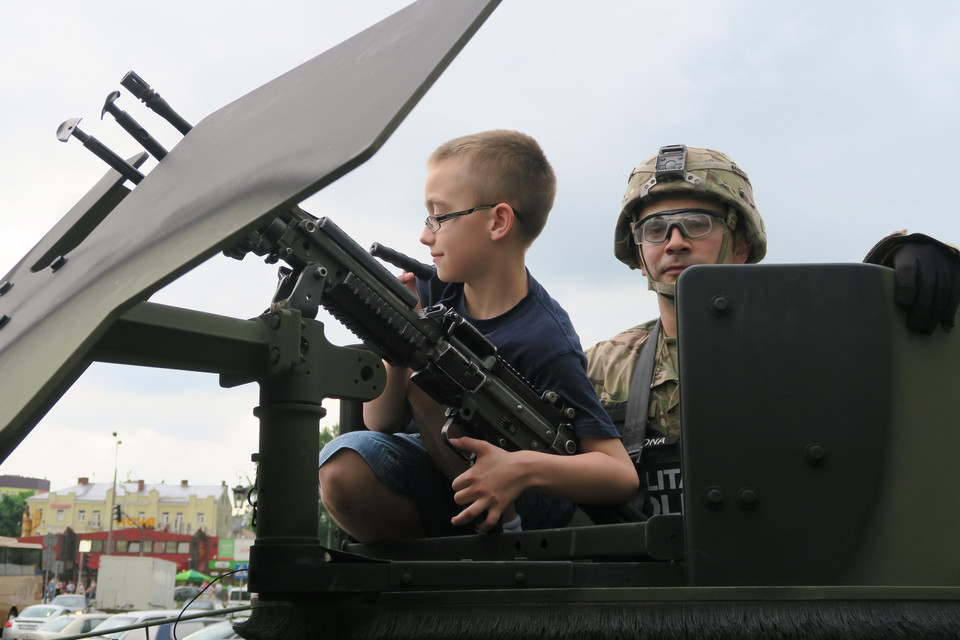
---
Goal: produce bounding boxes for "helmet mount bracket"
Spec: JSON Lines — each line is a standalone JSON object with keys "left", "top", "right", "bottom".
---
{"left": 639, "top": 144, "right": 705, "bottom": 199}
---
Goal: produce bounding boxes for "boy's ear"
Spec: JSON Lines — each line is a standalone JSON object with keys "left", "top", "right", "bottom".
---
{"left": 489, "top": 203, "right": 515, "bottom": 242}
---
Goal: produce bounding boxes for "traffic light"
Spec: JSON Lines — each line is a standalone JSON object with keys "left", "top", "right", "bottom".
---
{"left": 113, "top": 505, "right": 122, "bottom": 523}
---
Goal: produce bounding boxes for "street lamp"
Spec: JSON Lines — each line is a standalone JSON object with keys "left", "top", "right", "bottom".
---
{"left": 232, "top": 484, "right": 247, "bottom": 511}
{"left": 232, "top": 471, "right": 256, "bottom": 535}
{"left": 106, "top": 432, "right": 121, "bottom": 555}
{"left": 233, "top": 470, "right": 256, "bottom": 512}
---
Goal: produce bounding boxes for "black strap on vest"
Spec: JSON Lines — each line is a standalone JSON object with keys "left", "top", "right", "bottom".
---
{"left": 622, "top": 320, "right": 661, "bottom": 462}
{"left": 578, "top": 321, "right": 661, "bottom": 525}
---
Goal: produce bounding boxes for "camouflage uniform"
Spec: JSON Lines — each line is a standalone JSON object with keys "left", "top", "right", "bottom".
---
{"left": 585, "top": 320, "right": 683, "bottom": 517}
{"left": 586, "top": 319, "right": 679, "bottom": 437}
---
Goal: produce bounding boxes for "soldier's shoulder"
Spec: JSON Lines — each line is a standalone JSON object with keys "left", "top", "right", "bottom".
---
{"left": 586, "top": 319, "right": 660, "bottom": 404}
{"left": 586, "top": 318, "right": 659, "bottom": 356}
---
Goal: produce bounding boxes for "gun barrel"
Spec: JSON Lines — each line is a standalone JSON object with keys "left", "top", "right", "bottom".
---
{"left": 120, "top": 71, "right": 193, "bottom": 135}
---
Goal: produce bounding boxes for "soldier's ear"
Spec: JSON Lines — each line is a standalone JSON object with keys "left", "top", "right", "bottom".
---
{"left": 733, "top": 231, "right": 750, "bottom": 264}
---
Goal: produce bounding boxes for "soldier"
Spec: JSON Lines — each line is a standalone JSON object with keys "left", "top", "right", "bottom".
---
{"left": 584, "top": 144, "right": 960, "bottom": 521}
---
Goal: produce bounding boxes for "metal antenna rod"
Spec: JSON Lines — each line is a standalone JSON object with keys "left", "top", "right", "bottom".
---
{"left": 101, "top": 91, "right": 169, "bottom": 160}
{"left": 120, "top": 71, "right": 193, "bottom": 135}
{"left": 56, "top": 118, "right": 144, "bottom": 184}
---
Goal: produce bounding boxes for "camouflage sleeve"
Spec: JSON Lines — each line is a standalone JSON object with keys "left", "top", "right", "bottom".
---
{"left": 863, "top": 230, "right": 960, "bottom": 267}
{"left": 584, "top": 319, "right": 658, "bottom": 405}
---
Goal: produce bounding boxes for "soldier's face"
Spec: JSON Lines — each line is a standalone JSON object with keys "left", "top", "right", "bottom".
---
{"left": 635, "top": 196, "right": 748, "bottom": 283}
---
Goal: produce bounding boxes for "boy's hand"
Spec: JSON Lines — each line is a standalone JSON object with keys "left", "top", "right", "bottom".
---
{"left": 448, "top": 437, "right": 524, "bottom": 531}
{"left": 398, "top": 270, "right": 421, "bottom": 310}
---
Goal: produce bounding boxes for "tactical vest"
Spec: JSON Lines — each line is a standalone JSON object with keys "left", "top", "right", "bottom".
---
{"left": 582, "top": 321, "right": 683, "bottom": 523}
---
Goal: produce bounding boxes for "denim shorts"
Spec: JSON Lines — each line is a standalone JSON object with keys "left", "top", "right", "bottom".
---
{"left": 319, "top": 430, "right": 575, "bottom": 536}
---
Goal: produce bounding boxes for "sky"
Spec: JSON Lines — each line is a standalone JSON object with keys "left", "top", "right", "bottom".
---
{"left": 2, "top": 0, "right": 960, "bottom": 493}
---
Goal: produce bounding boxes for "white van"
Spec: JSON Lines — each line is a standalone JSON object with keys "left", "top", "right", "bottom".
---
{"left": 226, "top": 588, "right": 253, "bottom": 608}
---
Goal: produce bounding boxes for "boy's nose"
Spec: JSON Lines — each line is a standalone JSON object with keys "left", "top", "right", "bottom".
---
{"left": 419, "top": 226, "right": 434, "bottom": 246}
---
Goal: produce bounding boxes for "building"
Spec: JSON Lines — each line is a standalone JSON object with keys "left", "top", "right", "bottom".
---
{"left": 24, "top": 478, "right": 233, "bottom": 538}
{"left": 19, "top": 527, "right": 218, "bottom": 586}
{"left": 0, "top": 474, "right": 49, "bottom": 496}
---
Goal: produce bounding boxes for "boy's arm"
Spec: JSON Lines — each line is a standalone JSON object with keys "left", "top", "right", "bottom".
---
{"left": 362, "top": 361, "right": 412, "bottom": 433}
{"left": 448, "top": 435, "right": 637, "bottom": 531}
{"left": 362, "top": 269, "right": 421, "bottom": 433}
{"left": 406, "top": 384, "right": 472, "bottom": 481}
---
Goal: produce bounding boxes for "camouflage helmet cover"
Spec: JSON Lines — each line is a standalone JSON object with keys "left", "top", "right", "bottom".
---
{"left": 614, "top": 145, "right": 767, "bottom": 269}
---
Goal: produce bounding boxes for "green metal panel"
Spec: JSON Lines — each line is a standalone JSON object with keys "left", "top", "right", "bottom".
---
{"left": 678, "top": 263, "right": 960, "bottom": 586}
{"left": 0, "top": 0, "right": 501, "bottom": 463}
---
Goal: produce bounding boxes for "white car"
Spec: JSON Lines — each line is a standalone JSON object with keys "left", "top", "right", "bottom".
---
{"left": 226, "top": 589, "right": 252, "bottom": 608}
{"left": 48, "top": 595, "right": 88, "bottom": 615}
{"left": 2, "top": 605, "right": 75, "bottom": 640}
{"left": 179, "top": 620, "right": 243, "bottom": 640}
{"left": 87, "top": 610, "right": 222, "bottom": 640}
{"left": 19, "top": 612, "right": 110, "bottom": 639}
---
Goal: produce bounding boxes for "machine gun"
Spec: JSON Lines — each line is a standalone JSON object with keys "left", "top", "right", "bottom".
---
{"left": 229, "top": 207, "right": 579, "bottom": 456}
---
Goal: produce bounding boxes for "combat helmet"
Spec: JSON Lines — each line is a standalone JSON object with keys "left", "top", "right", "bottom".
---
{"left": 614, "top": 144, "right": 767, "bottom": 295}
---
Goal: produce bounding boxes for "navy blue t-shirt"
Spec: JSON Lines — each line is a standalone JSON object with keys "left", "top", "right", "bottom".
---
{"left": 417, "top": 270, "right": 619, "bottom": 440}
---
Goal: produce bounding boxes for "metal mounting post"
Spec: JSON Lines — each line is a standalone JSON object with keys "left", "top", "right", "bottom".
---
{"left": 247, "top": 308, "right": 384, "bottom": 597}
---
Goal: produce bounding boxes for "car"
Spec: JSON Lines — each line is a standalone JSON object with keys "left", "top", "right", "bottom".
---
{"left": 178, "top": 620, "right": 243, "bottom": 640}
{"left": 87, "top": 610, "right": 222, "bottom": 640}
{"left": 2, "top": 605, "right": 75, "bottom": 640}
{"left": 48, "top": 595, "right": 88, "bottom": 614}
{"left": 19, "top": 612, "right": 110, "bottom": 639}
{"left": 173, "top": 586, "right": 202, "bottom": 604}
{"left": 144, "top": 619, "right": 223, "bottom": 640}
{"left": 225, "top": 589, "right": 252, "bottom": 608}
{"left": 182, "top": 599, "right": 223, "bottom": 612}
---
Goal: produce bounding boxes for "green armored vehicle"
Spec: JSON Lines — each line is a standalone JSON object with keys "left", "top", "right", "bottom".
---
{"left": 1, "top": 2, "right": 958, "bottom": 637}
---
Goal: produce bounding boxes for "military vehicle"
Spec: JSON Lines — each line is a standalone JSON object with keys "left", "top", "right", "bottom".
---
{"left": 1, "top": 1, "right": 959, "bottom": 637}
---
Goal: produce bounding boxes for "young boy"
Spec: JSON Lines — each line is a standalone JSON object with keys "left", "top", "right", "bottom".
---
{"left": 318, "top": 130, "right": 637, "bottom": 542}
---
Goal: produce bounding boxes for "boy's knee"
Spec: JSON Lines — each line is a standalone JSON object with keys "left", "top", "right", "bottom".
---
{"left": 319, "top": 449, "right": 374, "bottom": 514}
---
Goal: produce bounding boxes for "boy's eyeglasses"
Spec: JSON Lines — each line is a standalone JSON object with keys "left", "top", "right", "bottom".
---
{"left": 424, "top": 203, "right": 522, "bottom": 232}
{"left": 631, "top": 209, "right": 725, "bottom": 244}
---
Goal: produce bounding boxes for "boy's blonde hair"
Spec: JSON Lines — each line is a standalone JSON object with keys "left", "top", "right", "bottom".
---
{"left": 428, "top": 130, "right": 556, "bottom": 245}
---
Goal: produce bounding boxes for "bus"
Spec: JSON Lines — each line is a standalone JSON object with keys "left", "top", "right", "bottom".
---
{"left": 0, "top": 537, "right": 42, "bottom": 621}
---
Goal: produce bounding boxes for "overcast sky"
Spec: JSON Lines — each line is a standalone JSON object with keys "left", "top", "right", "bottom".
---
{"left": 2, "top": 0, "right": 959, "bottom": 493}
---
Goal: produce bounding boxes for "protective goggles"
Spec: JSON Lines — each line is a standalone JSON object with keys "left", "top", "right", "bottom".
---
{"left": 631, "top": 209, "right": 726, "bottom": 244}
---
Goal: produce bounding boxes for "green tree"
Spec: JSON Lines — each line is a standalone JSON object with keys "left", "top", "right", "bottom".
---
{"left": 0, "top": 491, "right": 34, "bottom": 537}
{"left": 319, "top": 424, "right": 338, "bottom": 449}
{"left": 319, "top": 424, "right": 340, "bottom": 547}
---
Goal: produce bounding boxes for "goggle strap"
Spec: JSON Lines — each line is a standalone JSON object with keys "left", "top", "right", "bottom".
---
{"left": 724, "top": 208, "right": 738, "bottom": 231}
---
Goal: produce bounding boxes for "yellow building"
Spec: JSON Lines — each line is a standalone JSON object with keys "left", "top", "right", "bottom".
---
{"left": 25, "top": 478, "right": 233, "bottom": 538}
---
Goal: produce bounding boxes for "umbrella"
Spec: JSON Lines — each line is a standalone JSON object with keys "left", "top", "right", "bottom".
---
{"left": 175, "top": 569, "right": 213, "bottom": 583}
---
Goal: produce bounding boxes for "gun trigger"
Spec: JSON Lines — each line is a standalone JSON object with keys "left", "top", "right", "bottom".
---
{"left": 442, "top": 415, "right": 474, "bottom": 463}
